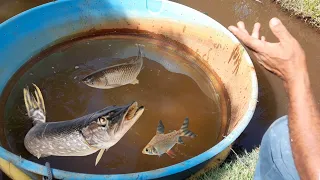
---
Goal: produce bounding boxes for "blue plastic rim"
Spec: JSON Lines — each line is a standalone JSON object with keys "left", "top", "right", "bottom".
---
{"left": 0, "top": 0, "right": 258, "bottom": 179}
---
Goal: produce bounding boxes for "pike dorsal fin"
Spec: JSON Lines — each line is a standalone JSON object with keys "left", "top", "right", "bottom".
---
{"left": 156, "top": 120, "right": 165, "bottom": 134}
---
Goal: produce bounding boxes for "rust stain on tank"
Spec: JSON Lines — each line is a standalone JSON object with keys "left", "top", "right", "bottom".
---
{"left": 228, "top": 44, "right": 243, "bottom": 75}
{"left": 207, "top": 48, "right": 213, "bottom": 61}
{"left": 123, "top": 19, "right": 131, "bottom": 26}
{"left": 202, "top": 53, "right": 207, "bottom": 59}
{"left": 213, "top": 43, "right": 222, "bottom": 49}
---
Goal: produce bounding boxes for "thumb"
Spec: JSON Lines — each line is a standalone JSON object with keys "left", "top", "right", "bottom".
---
{"left": 269, "top": 17, "right": 293, "bottom": 43}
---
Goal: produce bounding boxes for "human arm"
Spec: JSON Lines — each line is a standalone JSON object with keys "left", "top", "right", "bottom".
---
{"left": 228, "top": 18, "right": 320, "bottom": 180}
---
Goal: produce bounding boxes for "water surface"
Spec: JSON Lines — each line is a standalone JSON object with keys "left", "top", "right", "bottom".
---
{"left": 1, "top": 35, "right": 226, "bottom": 174}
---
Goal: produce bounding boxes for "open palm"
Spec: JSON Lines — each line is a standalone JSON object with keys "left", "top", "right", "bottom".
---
{"left": 228, "top": 18, "right": 306, "bottom": 84}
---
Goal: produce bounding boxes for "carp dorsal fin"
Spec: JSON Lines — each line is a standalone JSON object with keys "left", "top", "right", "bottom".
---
{"left": 129, "top": 43, "right": 144, "bottom": 64}
{"left": 95, "top": 148, "right": 108, "bottom": 166}
{"left": 135, "top": 43, "right": 144, "bottom": 58}
{"left": 156, "top": 120, "right": 165, "bottom": 134}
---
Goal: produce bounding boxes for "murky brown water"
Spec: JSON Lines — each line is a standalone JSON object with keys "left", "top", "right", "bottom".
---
{"left": 0, "top": 0, "right": 320, "bottom": 178}
{"left": 0, "top": 34, "right": 226, "bottom": 174}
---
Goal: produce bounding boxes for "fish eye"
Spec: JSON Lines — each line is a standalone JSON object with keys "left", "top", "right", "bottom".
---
{"left": 98, "top": 117, "right": 107, "bottom": 125}
{"left": 146, "top": 148, "right": 149, "bottom": 152}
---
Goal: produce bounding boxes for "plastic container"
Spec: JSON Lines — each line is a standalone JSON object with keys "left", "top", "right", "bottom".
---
{"left": 0, "top": 0, "right": 258, "bottom": 179}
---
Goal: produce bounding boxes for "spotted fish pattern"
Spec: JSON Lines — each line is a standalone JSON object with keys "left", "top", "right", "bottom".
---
{"left": 23, "top": 84, "right": 145, "bottom": 165}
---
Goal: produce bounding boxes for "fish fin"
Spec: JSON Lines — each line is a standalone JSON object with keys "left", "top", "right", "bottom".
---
{"left": 23, "top": 84, "right": 46, "bottom": 123}
{"left": 33, "top": 83, "right": 46, "bottom": 114}
{"left": 177, "top": 137, "right": 184, "bottom": 144}
{"left": 95, "top": 148, "right": 107, "bottom": 166}
{"left": 130, "top": 79, "right": 139, "bottom": 85}
{"left": 23, "top": 88, "right": 31, "bottom": 117}
{"left": 179, "top": 117, "right": 196, "bottom": 138}
{"left": 156, "top": 120, "right": 165, "bottom": 134}
{"left": 166, "top": 149, "right": 176, "bottom": 158}
{"left": 135, "top": 43, "right": 145, "bottom": 58}
{"left": 36, "top": 153, "right": 41, "bottom": 159}
{"left": 128, "top": 43, "right": 144, "bottom": 64}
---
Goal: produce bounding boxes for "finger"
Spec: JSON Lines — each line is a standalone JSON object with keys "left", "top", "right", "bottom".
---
{"left": 251, "top": 23, "right": 261, "bottom": 39}
{"left": 269, "top": 17, "right": 293, "bottom": 43}
{"left": 237, "top": 21, "right": 245, "bottom": 29}
{"left": 237, "top": 21, "right": 249, "bottom": 35}
{"left": 228, "top": 26, "right": 264, "bottom": 52}
{"left": 228, "top": 25, "right": 239, "bottom": 33}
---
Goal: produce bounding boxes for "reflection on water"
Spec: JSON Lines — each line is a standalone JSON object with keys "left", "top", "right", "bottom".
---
{"left": 234, "top": 1, "right": 253, "bottom": 20}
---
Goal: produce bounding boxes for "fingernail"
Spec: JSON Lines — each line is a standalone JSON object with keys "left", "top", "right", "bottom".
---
{"left": 270, "top": 18, "right": 280, "bottom": 26}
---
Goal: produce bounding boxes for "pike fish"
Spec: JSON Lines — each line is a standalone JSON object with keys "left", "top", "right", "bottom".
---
{"left": 142, "top": 117, "right": 196, "bottom": 158}
{"left": 23, "top": 84, "right": 145, "bottom": 166}
{"left": 82, "top": 44, "right": 144, "bottom": 89}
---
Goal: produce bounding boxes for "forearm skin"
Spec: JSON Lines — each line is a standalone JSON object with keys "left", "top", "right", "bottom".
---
{"left": 286, "top": 69, "right": 320, "bottom": 180}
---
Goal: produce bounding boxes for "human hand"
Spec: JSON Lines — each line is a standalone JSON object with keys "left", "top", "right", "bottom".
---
{"left": 228, "top": 17, "right": 306, "bottom": 84}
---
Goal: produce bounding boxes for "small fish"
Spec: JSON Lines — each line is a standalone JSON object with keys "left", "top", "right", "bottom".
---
{"left": 142, "top": 117, "right": 196, "bottom": 158}
{"left": 23, "top": 84, "right": 145, "bottom": 166}
{"left": 82, "top": 44, "right": 144, "bottom": 89}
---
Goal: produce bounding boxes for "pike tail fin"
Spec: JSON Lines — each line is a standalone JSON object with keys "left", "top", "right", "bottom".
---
{"left": 23, "top": 83, "right": 46, "bottom": 123}
{"left": 179, "top": 117, "right": 196, "bottom": 138}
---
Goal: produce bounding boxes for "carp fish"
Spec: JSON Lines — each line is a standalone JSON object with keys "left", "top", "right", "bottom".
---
{"left": 82, "top": 44, "right": 144, "bottom": 89}
{"left": 23, "top": 84, "right": 145, "bottom": 166}
{"left": 142, "top": 117, "right": 196, "bottom": 158}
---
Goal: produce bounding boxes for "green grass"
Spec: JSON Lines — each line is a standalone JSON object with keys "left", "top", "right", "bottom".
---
{"left": 274, "top": 0, "right": 320, "bottom": 28}
{"left": 188, "top": 147, "right": 260, "bottom": 180}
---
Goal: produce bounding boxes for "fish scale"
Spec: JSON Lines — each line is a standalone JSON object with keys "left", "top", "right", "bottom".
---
{"left": 82, "top": 44, "right": 144, "bottom": 89}
{"left": 142, "top": 118, "right": 196, "bottom": 157}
